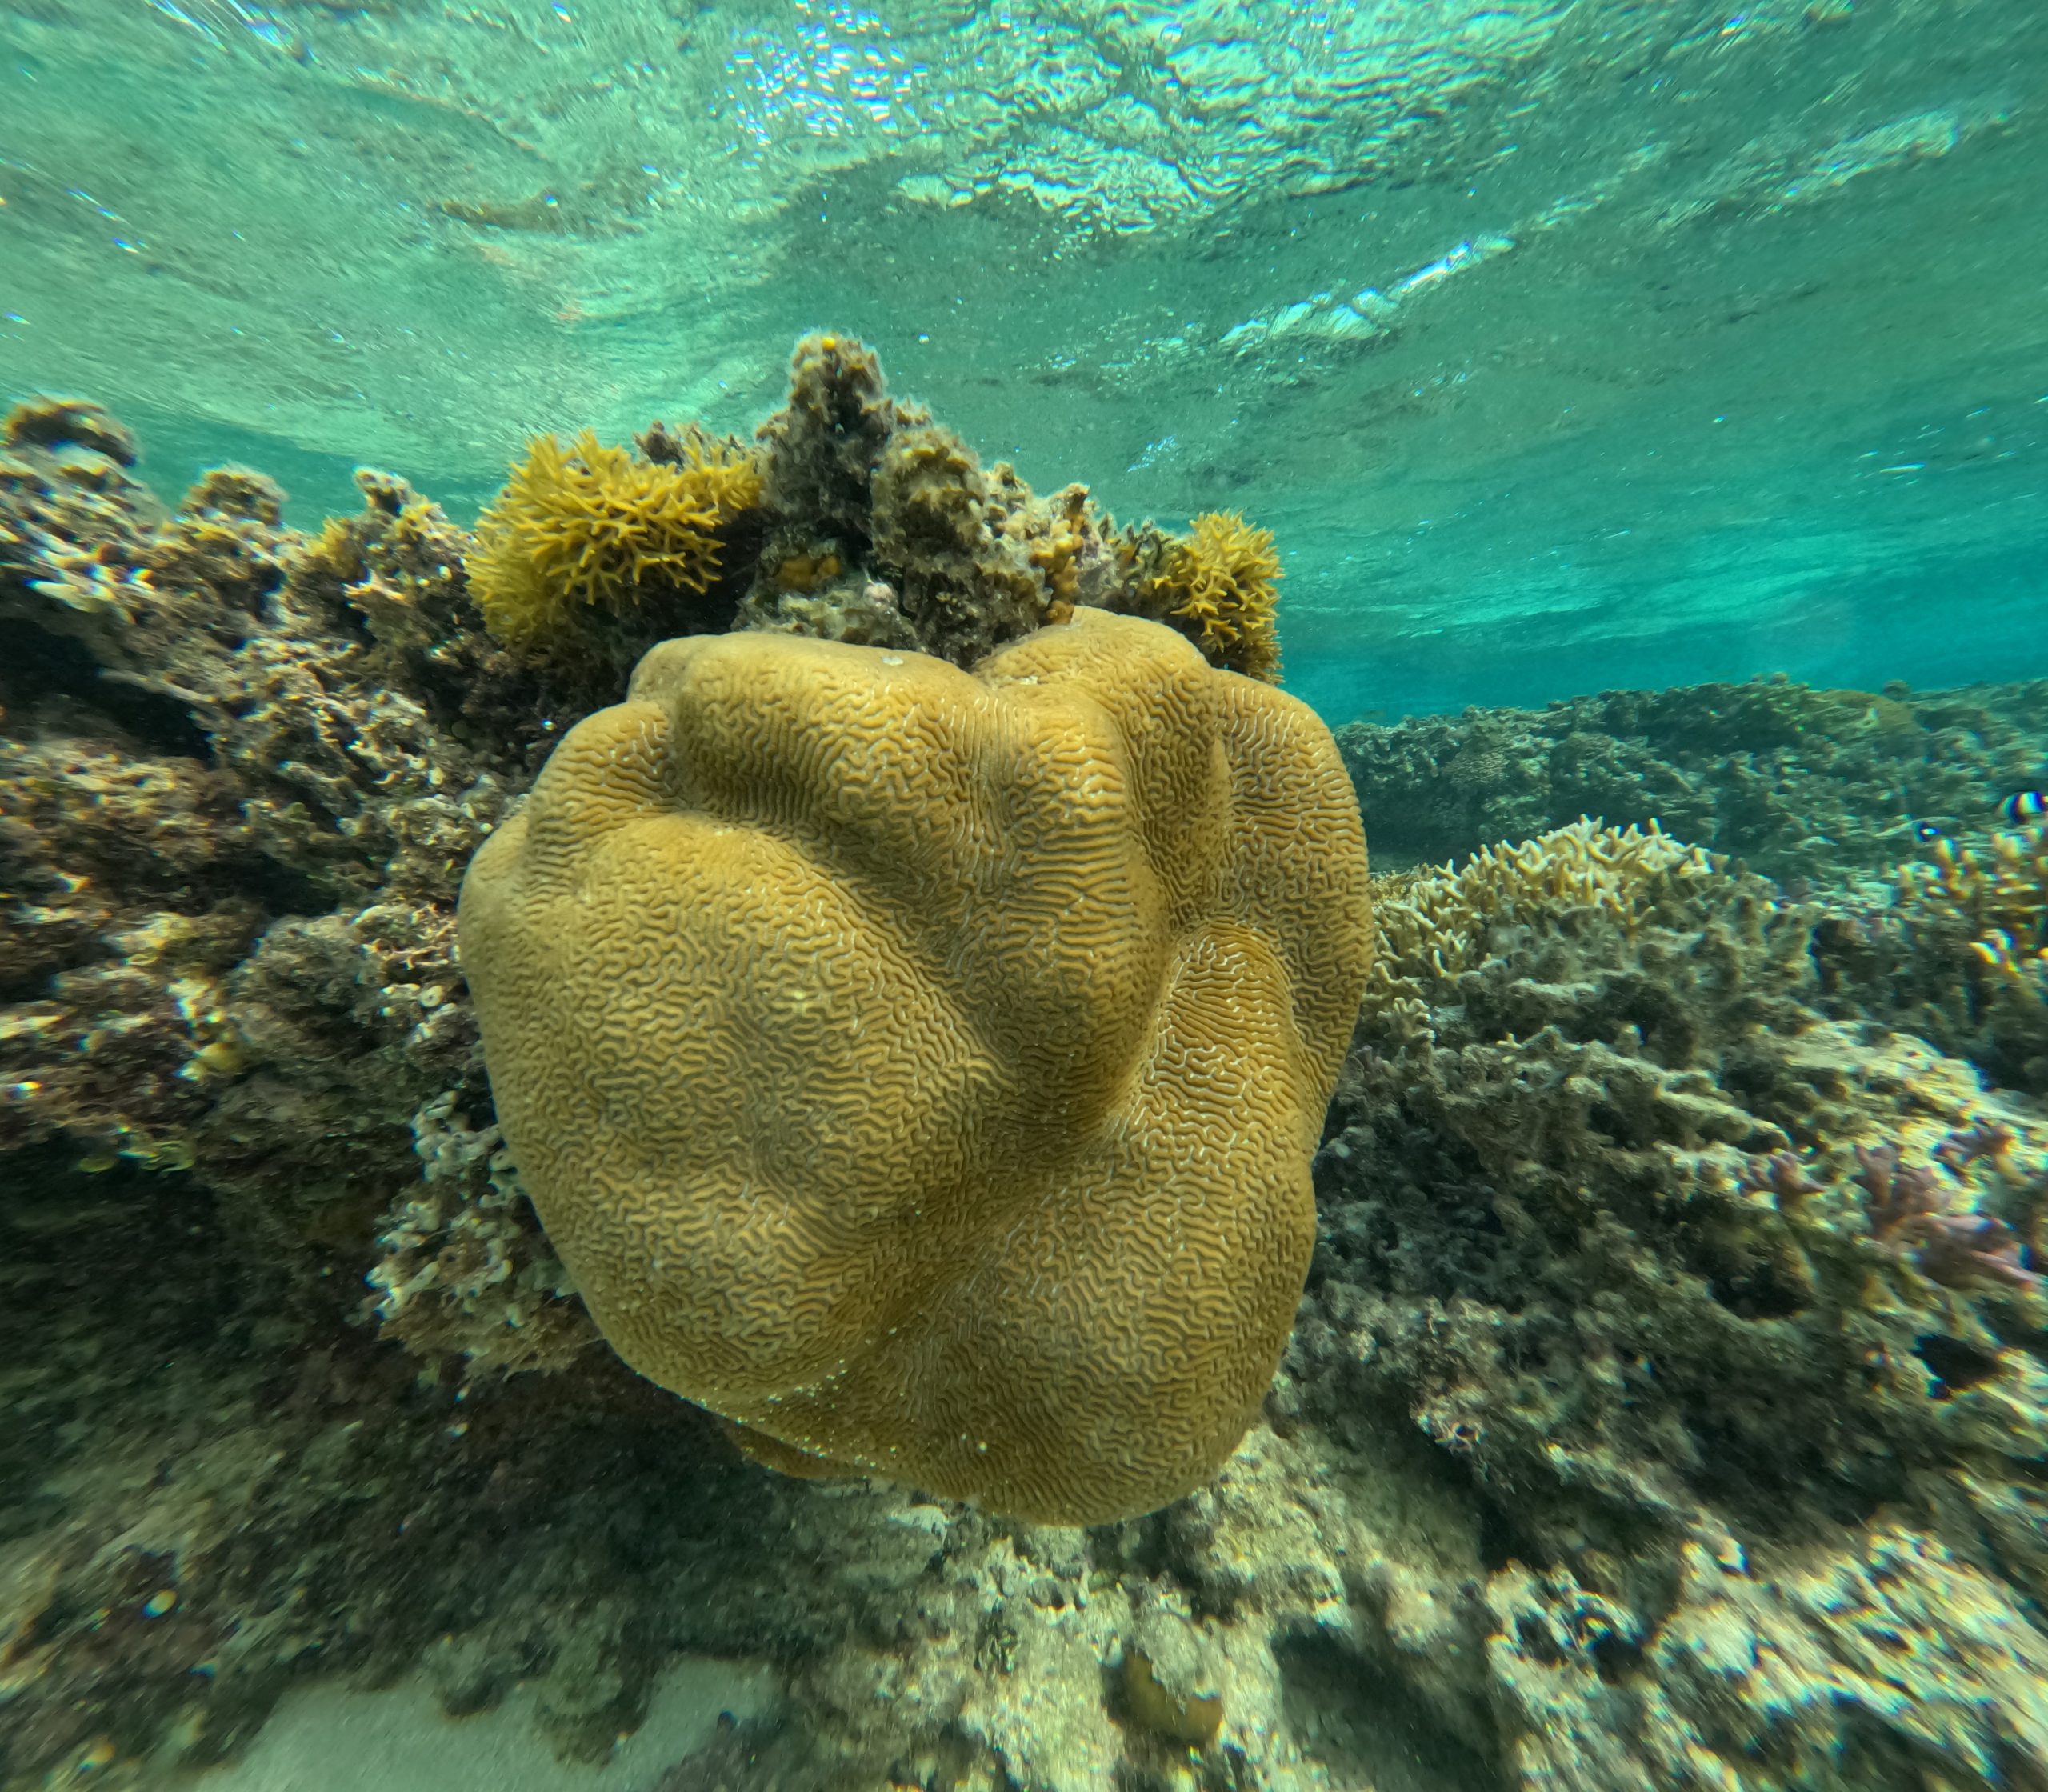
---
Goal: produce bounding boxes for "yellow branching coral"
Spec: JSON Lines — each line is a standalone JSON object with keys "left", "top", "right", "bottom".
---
{"left": 469, "top": 427, "right": 761, "bottom": 658}
{"left": 1900, "top": 825, "right": 2048, "bottom": 990}
{"left": 1144, "top": 510, "right": 1284, "bottom": 682}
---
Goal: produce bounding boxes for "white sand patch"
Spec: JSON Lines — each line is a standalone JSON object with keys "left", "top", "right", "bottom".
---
{"left": 167, "top": 1657, "right": 779, "bottom": 1792}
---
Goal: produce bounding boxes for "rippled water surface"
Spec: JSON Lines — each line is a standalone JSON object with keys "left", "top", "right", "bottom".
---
{"left": 6, "top": 0, "right": 2043, "bottom": 715}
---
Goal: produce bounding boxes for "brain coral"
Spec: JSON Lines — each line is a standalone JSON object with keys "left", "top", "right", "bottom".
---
{"left": 458, "top": 608, "right": 1372, "bottom": 1523}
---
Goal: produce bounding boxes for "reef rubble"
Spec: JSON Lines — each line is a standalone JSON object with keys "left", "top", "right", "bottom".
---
{"left": 3, "top": 354, "right": 2047, "bottom": 1792}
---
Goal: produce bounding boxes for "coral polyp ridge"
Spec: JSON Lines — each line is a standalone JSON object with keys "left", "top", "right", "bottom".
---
{"left": 2, "top": 346, "right": 2048, "bottom": 1792}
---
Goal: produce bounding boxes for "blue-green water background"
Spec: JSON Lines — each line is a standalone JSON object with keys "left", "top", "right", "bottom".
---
{"left": 3, "top": 0, "right": 2043, "bottom": 723}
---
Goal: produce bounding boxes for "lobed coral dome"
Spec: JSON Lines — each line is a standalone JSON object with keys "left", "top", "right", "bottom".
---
{"left": 457, "top": 608, "right": 1372, "bottom": 1523}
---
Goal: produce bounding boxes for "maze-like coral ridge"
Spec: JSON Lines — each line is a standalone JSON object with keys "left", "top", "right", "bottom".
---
{"left": 458, "top": 610, "right": 1373, "bottom": 1523}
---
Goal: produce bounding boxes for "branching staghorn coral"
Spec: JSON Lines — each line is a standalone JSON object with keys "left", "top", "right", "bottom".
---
{"left": 1882, "top": 822, "right": 2048, "bottom": 1090}
{"left": 1914, "top": 824, "right": 2048, "bottom": 988}
{"left": 1365, "top": 817, "right": 1716, "bottom": 1023}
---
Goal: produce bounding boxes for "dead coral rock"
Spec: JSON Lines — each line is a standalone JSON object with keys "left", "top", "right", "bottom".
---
{"left": 194, "top": 900, "right": 484, "bottom": 1250}
{"left": 206, "top": 624, "right": 509, "bottom": 902}
{"left": 0, "top": 1133, "right": 779, "bottom": 1787}
{"left": 182, "top": 465, "right": 286, "bottom": 528}
{"left": 743, "top": 335, "right": 1151, "bottom": 673}
{"left": 0, "top": 708, "right": 272, "bottom": 1170}
{"left": 0, "top": 903, "right": 257, "bottom": 1170}
{"left": 748, "top": 576, "right": 921, "bottom": 652}
{"left": 754, "top": 331, "right": 910, "bottom": 553}
{"left": 3, "top": 395, "right": 138, "bottom": 466}
{"left": 0, "top": 730, "right": 255, "bottom": 994}
{"left": 1, "top": 403, "right": 523, "bottom": 1298}
{"left": 1487, "top": 1521, "right": 2048, "bottom": 1792}
{"left": 1, "top": 408, "right": 186, "bottom": 695}
{"left": 286, "top": 469, "right": 560, "bottom": 773}
{"left": 865, "top": 422, "right": 1054, "bottom": 666}
{"left": 368, "top": 1092, "right": 597, "bottom": 1378}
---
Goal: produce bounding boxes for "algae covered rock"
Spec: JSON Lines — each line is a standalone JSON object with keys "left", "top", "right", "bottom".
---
{"left": 457, "top": 610, "right": 1373, "bottom": 1523}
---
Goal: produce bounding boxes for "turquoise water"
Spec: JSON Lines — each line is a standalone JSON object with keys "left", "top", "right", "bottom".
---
{"left": 6, "top": 6, "right": 2048, "bottom": 1791}
{"left": 6, "top": 1, "right": 2044, "bottom": 719}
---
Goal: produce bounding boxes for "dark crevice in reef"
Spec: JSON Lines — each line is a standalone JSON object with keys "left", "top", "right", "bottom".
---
{"left": 1274, "top": 1629, "right": 1499, "bottom": 1792}
{"left": 0, "top": 617, "right": 214, "bottom": 760}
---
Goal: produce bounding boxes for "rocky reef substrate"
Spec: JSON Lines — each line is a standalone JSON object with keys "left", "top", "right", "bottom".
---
{"left": 3, "top": 374, "right": 2046, "bottom": 1792}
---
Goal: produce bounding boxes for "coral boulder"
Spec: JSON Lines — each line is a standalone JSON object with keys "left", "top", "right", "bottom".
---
{"left": 458, "top": 609, "right": 1372, "bottom": 1522}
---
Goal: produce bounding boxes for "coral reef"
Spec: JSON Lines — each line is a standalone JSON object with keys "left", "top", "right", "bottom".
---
{"left": 450, "top": 334, "right": 1286, "bottom": 694}
{"left": 750, "top": 332, "right": 906, "bottom": 555}
{"left": 862, "top": 422, "right": 1066, "bottom": 665}
{"left": 3, "top": 394, "right": 138, "bottom": 465}
{"left": 1284, "top": 818, "right": 2048, "bottom": 1789}
{"left": 0, "top": 398, "right": 511, "bottom": 1302}
{"left": 289, "top": 466, "right": 556, "bottom": 772}
{"left": 1338, "top": 672, "right": 2048, "bottom": 878}
{"left": 8, "top": 364, "right": 2048, "bottom": 1792}
{"left": 458, "top": 612, "right": 1373, "bottom": 1524}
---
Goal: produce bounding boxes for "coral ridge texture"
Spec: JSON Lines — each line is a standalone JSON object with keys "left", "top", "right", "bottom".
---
{"left": 458, "top": 610, "right": 1373, "bottom": 1524}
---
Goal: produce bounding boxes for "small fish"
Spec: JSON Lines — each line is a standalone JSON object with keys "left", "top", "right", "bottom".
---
{"left": 2001, "top": 790, "right": 2046, "bottom": 825}
{"left": 1912, "top": 820, "right": 1946, "bottom": 843}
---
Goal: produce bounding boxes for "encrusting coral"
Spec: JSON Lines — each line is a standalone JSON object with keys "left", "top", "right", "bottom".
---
{"left": 457, "top": 610, "right": 1373, "bottom": 1525}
